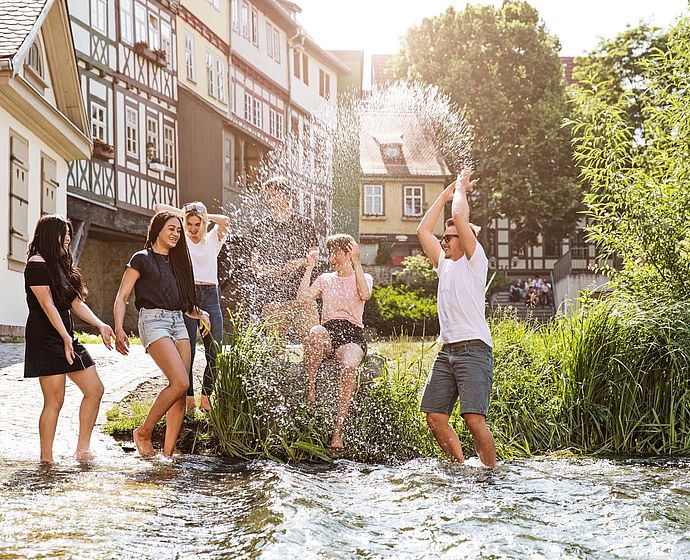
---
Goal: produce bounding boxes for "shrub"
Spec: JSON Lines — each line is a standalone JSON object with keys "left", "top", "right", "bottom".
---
{"left": 364, "top": 285, "right": 439, "bottom": 337}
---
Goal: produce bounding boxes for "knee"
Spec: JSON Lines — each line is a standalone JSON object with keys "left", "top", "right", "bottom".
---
{"left": 426, "top": 413, "right": 449, "bottom": 433}
{"left": 463, "top": 413, "right": 487, "bottom": 434}
{"left": 92, "top": 379, "right": 105, "bottom": 401}
{"left": 169, "top": 378, "right": 190, "bottom": 399}
{"left": 306, "top": 326, "right": 329, "bottom": 346}
{"left": 44, "top": 396, "right": 65, "bottom": 412}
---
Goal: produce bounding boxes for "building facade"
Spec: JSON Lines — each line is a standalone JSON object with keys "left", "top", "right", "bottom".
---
{"left": 0, "top": 0, "right": 91, "bottom": 336}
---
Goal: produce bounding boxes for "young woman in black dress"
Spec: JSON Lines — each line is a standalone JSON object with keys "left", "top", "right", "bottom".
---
{"left": 113, "top": 212, "right": 209, "bottom": 458}
{"left": 24, "top": 215, "right": 115, "bottom": 463}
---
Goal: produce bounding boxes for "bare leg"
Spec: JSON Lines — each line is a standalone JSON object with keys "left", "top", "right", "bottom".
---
{"left": 186, "top": 396, "right": 196, "bottom": 412}
{"left": 464, "top": 413, "right": 497, "bottom": 468}
{"left": 162, "top": 339, "right": 192, "bottom": 457}
{"left": 67, "top": 365, "right": 104, "bottom": 461}
{"left": 38, "top": 375, "right": 66, "bottom": 463}
{"left": 199, "top": 395, "right": 211, "bottom": 412}
{"left": 426, "top": 412, "right": 465, "bottom": 463}
{"left": 330, "top": 343, "right": 364, "bottom": 449}
{"left": 303, "top": 326, "right": 330, "bottom": 404}
{"left": 134, "top": 337, "right": 189, "bottom": 458}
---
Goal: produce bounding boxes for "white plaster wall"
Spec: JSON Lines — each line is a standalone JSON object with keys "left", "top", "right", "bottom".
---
{"left": 554, "top": 273, "right": 610, "bottom": 314}
{"left": 0, "top": 107, "right": 69, "bottom": 328}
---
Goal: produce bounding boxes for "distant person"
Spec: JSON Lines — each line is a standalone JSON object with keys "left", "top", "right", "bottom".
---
{"left": 251, "top": 176, "right": 319, "bottom": 349}
{"left": 416, "top": 167, "right": 497, "bottom": 468}
{"left": 154, "top": 201, "right": 230, "bottom": 412}
{"left": 24, "top": 215, "right": 115, "bottom": 463}
{"left": 297, "top": 234, "right": 373, "bottom": 452}
{"left": 113, "top": 212, "right": 209, "bottom": 458}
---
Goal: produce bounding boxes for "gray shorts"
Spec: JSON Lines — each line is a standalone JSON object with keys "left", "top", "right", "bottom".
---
{"left": 138, "top": 308, "right": 189, "bottom": 350}
{"left": 420, "top": 340, "right": 493, "bottom": 416}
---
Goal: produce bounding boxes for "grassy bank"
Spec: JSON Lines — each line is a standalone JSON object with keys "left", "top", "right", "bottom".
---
{"left": 104, "top": 296, "right": 690, "bottom": 462}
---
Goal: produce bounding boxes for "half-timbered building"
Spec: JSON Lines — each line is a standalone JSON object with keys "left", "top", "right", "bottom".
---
{"left": 0, "top": 0, "right": 91, "bottom": 337}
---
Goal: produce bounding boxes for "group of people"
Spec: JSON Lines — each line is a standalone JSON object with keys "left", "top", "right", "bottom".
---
{"left": 509, "top": 277, "right": 553, "bottom": 307}
{"left": 23, "top": 168, "right": 497, "bottom": 468}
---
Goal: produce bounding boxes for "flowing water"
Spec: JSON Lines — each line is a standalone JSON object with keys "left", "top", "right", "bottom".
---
{"left": 2, "top": 452, "right": 689, "bottom": 559}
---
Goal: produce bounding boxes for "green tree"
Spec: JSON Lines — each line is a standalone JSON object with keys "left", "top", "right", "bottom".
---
{"left": 394, "top": 1, "right": 582, "bottom": 247}
{"left": 569, "top": 16, "right": 690, "bottom": 300}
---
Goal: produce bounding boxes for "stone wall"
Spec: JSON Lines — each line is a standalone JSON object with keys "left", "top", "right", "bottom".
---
{"left": 362, "top": 264, "right": 396, "bottom": 286}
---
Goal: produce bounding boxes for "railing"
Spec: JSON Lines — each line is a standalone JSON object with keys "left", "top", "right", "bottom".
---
{"left": 552, "top": 246, "right": 599, "bottom": 286}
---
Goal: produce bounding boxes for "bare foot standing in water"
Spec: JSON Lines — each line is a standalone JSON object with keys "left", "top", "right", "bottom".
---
{"left": 23, "top": 215, "right": 114, "bottom": 463}
{"left": 114, "top": 212, "right": 209, "bottom": 458}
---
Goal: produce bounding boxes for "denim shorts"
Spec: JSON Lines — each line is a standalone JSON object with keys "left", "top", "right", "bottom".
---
{"left": 138, "top": 308, "right": 189, "bottom": 350}
{"left": 420, "top": 340, "right": 493, "bottom": 416}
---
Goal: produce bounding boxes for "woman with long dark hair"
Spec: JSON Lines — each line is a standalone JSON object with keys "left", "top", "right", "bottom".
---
{"left": 113, "top": 212, "right": 209, "bottom": 458}
{"left": 24, "top": 215, "right": 115, "bottom": 463}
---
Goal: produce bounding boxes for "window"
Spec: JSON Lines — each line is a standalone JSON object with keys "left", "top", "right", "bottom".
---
{"left": 121, "top": 0, "right": 133, "bottom": 43}
{"left": 134, "top": 3, "right": 147, "bottom": 43}
{"left": 403, "top": 186, "right": 423, "bottom": 217}
{"left": 266, "top": 22, "right": 280, "bottom": 62}
{"left": 9, "top": 132, "right": 29, "bottom": 262}
{"left": 363, "top": 184, "right": 383, "bottom": 216}
{"left": 25, "top": 41, "right": 44, "bottom": 81}
{"left": 148, "top": 13, "right": 160, "bottom": 49}
{"left": 250, "top": 8, "right": 259, "bottom": 46}
{"left": 544, "top": 237, "right": 561, "bottom": 258}
{"left": 41, "top": 154, "right": 58, "bottom": 215}
{"left": 276, "top": 112, "right": 284, "bottom": 139}
{"left": 293, "top": 49, "right": 300, "bottom": 79}
{"left": 91, "top": 102, "right": 106, "bottom": 141}
{"left": 232, "top": 0, "right": 239, "bottom": 31}
{"left": 302, "top": 52, "right": 309, "bottom": 85}
{"left": 164, "top": 125, "right": 175, "bottom": 169}
{"left": 160, "top": 21, "right": 171, "bottom": 66}
{"left": 92, "top": 0, "right": 107, "bottom": 34}
{"left": 269, "top": 108, "right": 277, "bottom": 138}
{"left": 126, "top": 107, "right": 138, "bottom": 155}
{"left": 253, "top": 98, "right": 262, "bottom": 128}
{"left": 244, "top": 92, "right": 253, "bottom": 122}
{"left": 185, "top": 32, "right": 195, "bottom": 81}
{"left": 241, "top": 3, "right": 249, "bottom": 39}
{"left": 206, "top": 52, "right": 216, "bottom": 97}
{"left": 217, "top": 59, "right": 226, "bottom": 102}
{"left": 147, "top": 117, "right": 159, "bottom": 158}
{"left": 319, "top": 69, "right": 330, "bottom": 100}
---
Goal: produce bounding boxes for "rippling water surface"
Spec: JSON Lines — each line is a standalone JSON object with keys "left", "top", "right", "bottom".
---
{"left": 1, "top": 453, "right": 689, "bottom": 559}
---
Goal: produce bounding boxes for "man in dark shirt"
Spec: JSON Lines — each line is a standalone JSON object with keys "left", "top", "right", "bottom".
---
{"left": 251, "top": 176, "right": 320, "bottom": 347}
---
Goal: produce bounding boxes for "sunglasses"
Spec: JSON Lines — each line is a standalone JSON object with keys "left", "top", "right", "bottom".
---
{"left": 440, "top": 234, "right": 459, "bottom": 244}
{"left": 184, "top": 202, "right": 207, "bottom": 214}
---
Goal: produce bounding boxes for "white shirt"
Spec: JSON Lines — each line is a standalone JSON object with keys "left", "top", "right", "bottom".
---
{"left": 434, "top": 242, "right": 493, "bottom": 348}
{"left": 187, "top": 224, "right": 225, "bottom": 285}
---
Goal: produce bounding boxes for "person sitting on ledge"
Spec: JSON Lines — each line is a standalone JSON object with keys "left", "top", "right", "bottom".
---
{"left": 297, "top": 234, "right": 373, "bottom": 453}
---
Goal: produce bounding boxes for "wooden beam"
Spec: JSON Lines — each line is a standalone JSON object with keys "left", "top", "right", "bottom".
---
{"left": 71, "top": 219, "right": 90, "bottom": 265}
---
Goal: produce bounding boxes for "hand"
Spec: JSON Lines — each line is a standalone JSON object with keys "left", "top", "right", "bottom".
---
{"left": 306, "top": 249, "right": 318, "bottom": 267}
{"left": 348, "top": 241, "right": 361, "bottom": 263}
{"left": 441, "top": 182, "right": 456, "bottom": 203}
{"left": 456, "top": 166, "right": 478, "bottom": 195}
{"left": 199, "top": 311, "right": 211, "bottom": 337}
{"left": 63, "top": 336, "right": 75, "bottom": 365}
{"left": 115, "top": 328, "right": 129, "bottom": 356}
{"left": 98, "top": 323, "right": 115, "bottom": 350}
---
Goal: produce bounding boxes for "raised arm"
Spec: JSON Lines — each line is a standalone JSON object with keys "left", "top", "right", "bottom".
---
{"left": 297, "top": 250, "right": 322, "bottom": 301}
{"left": 208, "top": 213, "right": 231, "bottom": 240}
{"left": 451, "top": 167, "right": 479, "bottom": 260}
{"left": 70, "top": 299, "right": 114, "bottom": 350}
{"left": 416, "top": 183, "right": 455, "bottom": 268}
{"left": 154, "top": 202, "right": 184, "bottom": 217}
{"left": 113, "top": 267, "right": 140, "bottom": 355}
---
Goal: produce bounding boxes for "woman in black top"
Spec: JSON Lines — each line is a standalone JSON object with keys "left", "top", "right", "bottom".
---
{"left": 24, "top": 215, "right": 115, "bottom": 463}
{"left": 113, "top": 212, "right": 209, "bottom": 458}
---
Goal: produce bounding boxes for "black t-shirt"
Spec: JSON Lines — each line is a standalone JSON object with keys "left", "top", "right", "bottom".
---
{"left": 127, "top": 249, "right": 183, "bottom": 311}
{"left": 24, "top": 261, "right": 77, "bottom": 314}
{"left": 250, "top": 213, "right": 318, "bottom": 303}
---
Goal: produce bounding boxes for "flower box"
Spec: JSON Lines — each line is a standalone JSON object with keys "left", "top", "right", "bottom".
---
{"left": 92, "top": 139, "right": 114, "bottom": 161}
{"left": 134, "top": 41, "right": 167, "bottom": 68}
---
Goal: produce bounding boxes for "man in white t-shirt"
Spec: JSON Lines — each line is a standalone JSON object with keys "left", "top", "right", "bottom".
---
{"left": 416, "top": 167, "right": 497, "bottom": 468}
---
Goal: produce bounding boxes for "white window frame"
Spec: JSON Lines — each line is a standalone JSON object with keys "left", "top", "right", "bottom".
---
{"left": 266, "top": 22, "right": 273, "bottom": 59}
{"left": 253, "top": 98, "right": 262, "bottom": 128}
{"left": 126, "top": 107, "right": 138, "bottom": 156}
{"left": 121, "top": 0, "right": 133, "bottom": 44}
{"left": 92, "top": 0, "right": 107, "bottom": 34}
{"left": 134, "top": 3, "right": 147, "bottom": 44}
{"left": 244, "top": 92, "right": 253, "bottom": 123}
{"left": 164, "top": 125, "right": 175, "bottom": 169}
{"left": 185, "top": 32, "right": 195, "bottom": 81}
{"left": 206, "top": 52, "right": 216, "bottom": 98}
{"left": 217, "top": 59, "right": 226, "bottom": 102}
{"left": 363, "top": 184, "right": 384, "bottom": 216}
{"left": 250, "top": 8, "right": 259, "bottom": 46}
{"left": 293, "top": 48, "right": 300, "bottom": 79}
{"left": 269, "top": 108, "right": 277, "bottom": 137}
{"left": 273, "top": 28, "right": 280, "bottom": 63}
{"left": 403, "top": 185, "right": 424, "bottom": 217}
{"left": 232, "top": 0, "right": 239, "bottom": 31}
{"left": 147, "top": 116, "right": 159, "bottom": 158}
{"left": 241, "top": 2, "right": 249, "bottom": 39}
{"left": 26, "top": 41, "right": 44, "bottom": 80}
{"left": 90, "top": 101, "right": 106, "bottom": 141}
{"left": 277, "top": 112, "right": 284, "bottom": 139}
{"left": 160, "top": 20, "right": 172, "bottom": 66}
{"left": 148, "top": 13, "right": 160, "bottom": 49}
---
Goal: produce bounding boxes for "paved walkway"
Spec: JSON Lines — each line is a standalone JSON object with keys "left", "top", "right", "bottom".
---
{"left": 0, "top": 342, "right": 204, "bottom": 461}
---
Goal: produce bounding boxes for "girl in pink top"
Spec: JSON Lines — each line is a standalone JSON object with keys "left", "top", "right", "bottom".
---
{"left": 298, "top": 234, "right": 373, "bottom": 452}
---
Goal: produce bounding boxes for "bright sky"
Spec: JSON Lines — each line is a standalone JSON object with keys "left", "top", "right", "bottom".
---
{"left": 295, "top": 0, "right": 688, "bottom": 56}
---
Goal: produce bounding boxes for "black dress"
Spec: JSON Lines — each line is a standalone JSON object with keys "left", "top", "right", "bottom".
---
{"left": 24, "top": 261, "right": 95, "bottom": 378}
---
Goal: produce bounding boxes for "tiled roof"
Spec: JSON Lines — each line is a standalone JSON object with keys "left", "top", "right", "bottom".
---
{"left": 0, "top": 0, "right": 48, "bottom": 60}
{"left": 371, "top": 54, "right": 395, "bottom": 88}
{"left": 360, "top": 112, "right": 450, "bottom": 177}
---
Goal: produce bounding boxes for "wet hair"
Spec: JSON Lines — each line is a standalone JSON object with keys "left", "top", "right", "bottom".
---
{"left": 263, "top": 175, "right": 290, "bottom": 194}
{"left": 444, "top": 218, "right": 481, "bottom": 238}
{"left": 326, "top": 233, "right": 355, "bottom": 254}
{"left": 144, "top": 212, "right": 197, "bottom": 313}
{"left": 183, "top": 201, "right": 209, "bottom": 242}
{"left": 27, "top": 214, "right": 87, "bottom": 307}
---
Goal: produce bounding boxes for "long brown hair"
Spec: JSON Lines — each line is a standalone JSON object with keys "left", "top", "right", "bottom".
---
{"left": 144, "top": 212, "right": 197, "bottom": 313}
{"left": 27, "top": 215, "right": 87, "bottom": 307}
